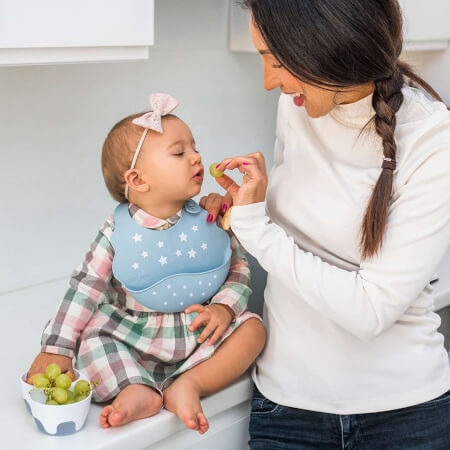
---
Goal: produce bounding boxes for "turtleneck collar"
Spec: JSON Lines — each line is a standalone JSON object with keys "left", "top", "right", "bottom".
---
{"left": 329, "top": 91, "right": 376, "bottom": 129}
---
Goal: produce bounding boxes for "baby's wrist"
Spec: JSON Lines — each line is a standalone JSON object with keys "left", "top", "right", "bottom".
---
{"left": 211, "top": 303, "right": 234, "bottom": 320}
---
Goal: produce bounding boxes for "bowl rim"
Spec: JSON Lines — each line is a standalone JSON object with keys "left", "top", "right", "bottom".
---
{"left": 26, "top": 386, "right": 92, "bottom": 407}
{"left": 21, "top": 369, "right": 82, "bottom": 384}
{"left": 22, "top": 370, "right": 93, "bottom": 407}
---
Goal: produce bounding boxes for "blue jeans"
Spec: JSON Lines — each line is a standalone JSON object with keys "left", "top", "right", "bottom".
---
{"left": 248, "top": 385, "right": 450, "bottom": 449}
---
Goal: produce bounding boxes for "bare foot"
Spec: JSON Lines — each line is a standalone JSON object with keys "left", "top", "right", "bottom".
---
{"left": 99, "top": 384, "right": 163, "bottom": 428}
{"left": 163, "top": 376, "right": 209, "bottom": 434}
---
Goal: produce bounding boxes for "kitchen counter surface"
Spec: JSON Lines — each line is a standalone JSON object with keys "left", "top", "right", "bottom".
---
{"left": 2, "top": 248, "right": 450, "bottom": 449}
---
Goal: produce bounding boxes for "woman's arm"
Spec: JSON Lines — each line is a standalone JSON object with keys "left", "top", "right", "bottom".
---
{"left": 41, "top": 217, "right": 115, "bottom": 357}
{"left": 230, "top": 148, "right": 450, "bottom": 341}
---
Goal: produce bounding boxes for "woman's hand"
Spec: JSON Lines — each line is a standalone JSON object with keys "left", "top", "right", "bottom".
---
{"left": 199, "top": 192, "right": 233, "bottom": 224}
{"left": 214, "top": 152, "right": 268, "bottom": 207}
{"left": 185, "top": 303, "right": 234, "bottom": 346}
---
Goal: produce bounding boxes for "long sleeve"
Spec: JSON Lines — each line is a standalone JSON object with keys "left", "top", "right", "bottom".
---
{"left": 230, "top": 148, "right": 450, "bottom": 341}
{"left": 41, "top": 217, "right": 114, "bottom": 358}
{"left": 210, "top": 232, "right": 252, "bottom": 318}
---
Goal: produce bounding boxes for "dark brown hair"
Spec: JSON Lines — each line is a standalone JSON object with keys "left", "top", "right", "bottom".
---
{"left": 243, "top": 0, "right": 446, "bottom": 260}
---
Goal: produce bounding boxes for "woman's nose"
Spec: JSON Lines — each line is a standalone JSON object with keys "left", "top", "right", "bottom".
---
{"left": 263, "top": 66, "right": 280, "bottom": 91}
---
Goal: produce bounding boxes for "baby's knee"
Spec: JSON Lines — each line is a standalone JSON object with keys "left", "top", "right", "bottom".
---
{"left": 242, "top": 318, "right": 267, "bottom": 351}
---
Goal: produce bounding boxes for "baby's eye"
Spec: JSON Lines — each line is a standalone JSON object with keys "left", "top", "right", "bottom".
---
{"left": 174, "top": 152, "right": 185, "bottom": 157}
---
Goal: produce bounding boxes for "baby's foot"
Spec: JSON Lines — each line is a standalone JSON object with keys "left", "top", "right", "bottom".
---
{"left": 163, "top": 376, "right": 209, "bottom": 434}
{"left": 99, "top": 384, "right": 163, "bottom": 428}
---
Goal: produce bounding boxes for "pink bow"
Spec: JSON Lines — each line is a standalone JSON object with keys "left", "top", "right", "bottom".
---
{"left": 132, "top": 93, "right": 179, "bottom": 133}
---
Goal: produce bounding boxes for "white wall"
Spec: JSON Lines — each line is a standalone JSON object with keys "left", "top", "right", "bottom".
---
{"left": 404, "top": 48, "right": 450, "bottom": 103}
{"left": 0, "top": 0, "right": 448, "bottom": 310}
{"left": 0, "top": 0, "right": 278, "bottom": 298}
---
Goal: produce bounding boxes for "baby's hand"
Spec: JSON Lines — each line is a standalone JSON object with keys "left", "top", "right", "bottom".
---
{"left": 27, "top": 352, "right": 73, "bottom": 384}
{"left": 185, "top": 303, "right": 234, "bottom": 346}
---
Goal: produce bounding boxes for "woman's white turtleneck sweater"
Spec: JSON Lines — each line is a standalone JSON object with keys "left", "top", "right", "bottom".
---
{"left": 230, "top": 86, "right": 450, "bottom": 414}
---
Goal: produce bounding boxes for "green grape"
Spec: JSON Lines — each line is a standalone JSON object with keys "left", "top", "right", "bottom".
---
{"left": 55, "top": 374, "right": 71, "bottom": 390}
{"left": 209, "top": 163, "right": 224, "bottom": 178}
{"left": 32, "top": 374, "right": 50, "bottom": 389}
{"left": 74, "top": 394, "right": 87, "bottom": 403}
{"left": 52, "top": 387, "right": 68, "bottom": 405}
{"left": 45, "top": 363, "right": 61, "bottom": 381}
{"left": 66, "top": 399, "right": 75, "bottom": 404}
{"left": 46, "top": 400, "right": 59, "bottom": 405}
{"left": 74, "top": 380, "right": 91, "bottom": 396}
{"left": 66, "top": 390, "right": 75, "bottom": 401}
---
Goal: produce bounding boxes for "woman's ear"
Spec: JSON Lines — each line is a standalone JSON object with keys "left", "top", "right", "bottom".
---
{"left": 124, "top": 169, "right": 150, "bottom": 194}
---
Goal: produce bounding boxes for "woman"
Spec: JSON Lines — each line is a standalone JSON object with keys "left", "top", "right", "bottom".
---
{"left": 201, "top": 0, "right": 450, "bottom": 448}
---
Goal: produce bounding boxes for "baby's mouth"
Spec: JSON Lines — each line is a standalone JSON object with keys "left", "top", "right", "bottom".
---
{"left": 192, "top": 168, "right": 204, "bottom": 182}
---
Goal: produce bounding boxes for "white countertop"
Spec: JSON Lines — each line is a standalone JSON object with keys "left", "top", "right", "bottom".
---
{"left": 2, "top": 248, "right": 450, "bottom": 449}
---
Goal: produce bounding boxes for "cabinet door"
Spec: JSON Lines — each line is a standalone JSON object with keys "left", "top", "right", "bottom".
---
{"left": 400, "top": 0, "right": 450, "bottom": 50}
{"left": 0, "top": 0, "right": 154, "bottom": 65}
{"left": 229, "top": 0, "right": 450, "bottom": 52}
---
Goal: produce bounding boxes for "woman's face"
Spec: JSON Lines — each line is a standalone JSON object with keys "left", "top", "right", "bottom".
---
{"left": 249, "top": 16, "right": 372, "bottom": 118}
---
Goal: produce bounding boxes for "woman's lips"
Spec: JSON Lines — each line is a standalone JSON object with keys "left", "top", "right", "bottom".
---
{"left": 293, "top": 94, "right": 305, "bottom": 107}
{"left": 287, "top": 92, "right": 305, "bottom": 107}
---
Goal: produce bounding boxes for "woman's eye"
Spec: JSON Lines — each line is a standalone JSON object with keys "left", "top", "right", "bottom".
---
{"left": 272, "top": 63, "right": 282, "bottom": 69}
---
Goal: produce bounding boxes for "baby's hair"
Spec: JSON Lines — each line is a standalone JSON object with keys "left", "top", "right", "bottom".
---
{"left": 101, "top": 113, "right": 179, "bottom": 203}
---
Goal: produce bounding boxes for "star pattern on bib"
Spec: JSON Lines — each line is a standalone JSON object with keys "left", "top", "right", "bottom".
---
{"left": 126, "top": 223, "right": 228, "bottom": 308}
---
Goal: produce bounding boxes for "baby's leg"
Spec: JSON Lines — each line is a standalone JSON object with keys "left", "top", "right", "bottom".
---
{"left": 163, "top": 317, "right": 265, "bottom": 434}
{"left": 77, "top": 334, "right": 163, "bottom": 428}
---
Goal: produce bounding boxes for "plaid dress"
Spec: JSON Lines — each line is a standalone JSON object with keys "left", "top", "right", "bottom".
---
{"left": 41, "top": 202, "right": 262, "bottom": 401}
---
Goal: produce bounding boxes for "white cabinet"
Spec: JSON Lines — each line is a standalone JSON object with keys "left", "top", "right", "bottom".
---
{"left": 0, "top": 0, "right": 154, "bottom": 65}
{"left": 400, "top": 0, "right": 450, "bottom": 51}
{"left": 229, "top": 0, "right": 450, "bottom": 52}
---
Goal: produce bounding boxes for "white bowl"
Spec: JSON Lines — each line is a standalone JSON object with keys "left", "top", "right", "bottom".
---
{"left": 20, "top": 370, "right": 92, "bottom": 435}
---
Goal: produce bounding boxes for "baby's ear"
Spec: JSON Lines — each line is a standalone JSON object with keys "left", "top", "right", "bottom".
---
{"left": 124, "top": 169, "right": 150, "bottom": 194}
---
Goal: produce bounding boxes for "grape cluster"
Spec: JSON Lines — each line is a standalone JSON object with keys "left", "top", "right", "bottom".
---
{"left": 29, "top": 363, "right": 94, "bottom": 405}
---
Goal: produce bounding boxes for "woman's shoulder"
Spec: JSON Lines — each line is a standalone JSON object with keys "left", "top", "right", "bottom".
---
{"left": 398, "top": 86, "right": 449, "bottom": 125}
{"left": 395, "top": 86, "right": 450, "bottom": 185}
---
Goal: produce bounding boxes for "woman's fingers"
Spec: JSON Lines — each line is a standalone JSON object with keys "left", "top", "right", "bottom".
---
{"left": 216, "top": 157, "right": 260, "bottom": 179}
{"left": 208, "top": 194, "right": 226, "bottom": 223}
{"left": 245, "top": 152, "right": 267, "bottom": 176}
{"left": 199, "top": 193, "right": 233, "bottom": 223}
{"left": 216, "top": 153, "right": 267, "bottom": 177}
{"left": 217, "top": 158, "right": 262, "bottom": 183}
{"left": 222, "top": 192, "right": 233, "bottom": 211}
{"left": 214, "top": 174, "right": 241, "bottom": 201}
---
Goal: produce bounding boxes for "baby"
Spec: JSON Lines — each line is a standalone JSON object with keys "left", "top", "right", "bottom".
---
{"left": 27, "top": 93, "right": 265, "bottom": 433}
